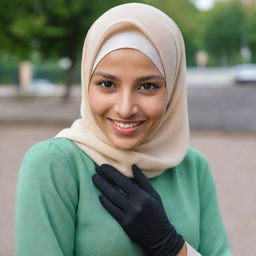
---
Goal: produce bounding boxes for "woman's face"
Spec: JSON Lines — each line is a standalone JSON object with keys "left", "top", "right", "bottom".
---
{"left": 88, "top": 48, "right": 168, "bottom": 150}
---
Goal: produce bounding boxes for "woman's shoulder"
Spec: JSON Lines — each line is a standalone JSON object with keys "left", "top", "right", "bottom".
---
{"left": 177, "top": 146, "right": 211, "bottom": 177}
{"left": 23, "top": 137, "right": 91, "bottom": 163}
{"left": 24, "top": 137, "right": 77, "bottom": 155}
{"left": 20, "top": 138, "right": 94, "bottom": 179}
{"left": 20, "top": 138, "right": 74, "bottom": 173}
{"left": 172, "top": 147, "right": 216, "bottom": 192}
{"left": 184, "top": 146, "right": 208, "bottom": 163}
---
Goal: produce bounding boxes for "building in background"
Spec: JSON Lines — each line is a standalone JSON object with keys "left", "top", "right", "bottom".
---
{"left": 214, "top": 0, "right": 255, "bottom": 6}
{"left": 240, "top": 0, "right": 254, "bottom": 5}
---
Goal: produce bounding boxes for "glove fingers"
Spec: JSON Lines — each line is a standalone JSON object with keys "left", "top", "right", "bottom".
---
{"left": 132, "top": 164, "right": 159, "bottom": 198}
{"left": 92, "top": 173, "right": 130, "bottom": 211}
{"left": 97, "top": 164, "right": 138, "bottom": 197}
{"left": 99, "top": 194, "right": 124, "bottom": 224}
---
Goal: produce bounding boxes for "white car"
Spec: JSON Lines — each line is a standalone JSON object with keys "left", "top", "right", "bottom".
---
{"left": 234, "top": 64, "right": 256, "bottom": 84}
{"left": 28, "top": 79, "right": 55, "bottom": 95}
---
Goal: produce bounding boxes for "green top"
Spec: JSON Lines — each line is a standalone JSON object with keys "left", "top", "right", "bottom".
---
{"left": 15, "top": 138, "right": 231, "bottom": 256}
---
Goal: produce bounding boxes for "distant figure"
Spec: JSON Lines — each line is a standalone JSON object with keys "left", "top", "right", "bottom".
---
{"left": 15, "top": 3, "right": 231, "bottom": 256}
{"left": 195, "top": 50, "right": 209, "bottom": 67}
{"left": 19, "top": 61, "right": 33, "bottom": 90}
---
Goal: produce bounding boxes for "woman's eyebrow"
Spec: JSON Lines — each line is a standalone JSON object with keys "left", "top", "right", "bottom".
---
{"left": 136, "top": 75, "right": 164, "bottom": 82}
{"left": 93, "top": 72, "right": 164, "bottom": 82}
{"left": 93, "top": 71, "right": 117, "bottom": 80}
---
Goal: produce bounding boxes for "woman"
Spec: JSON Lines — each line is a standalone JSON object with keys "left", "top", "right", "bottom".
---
{"left": 15, "top": 3, "right": 231, "bottom": 256}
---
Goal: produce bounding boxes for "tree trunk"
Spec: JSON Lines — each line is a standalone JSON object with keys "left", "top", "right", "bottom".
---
{"left": 62, "top": 62, "right": 75, "bottom": 102}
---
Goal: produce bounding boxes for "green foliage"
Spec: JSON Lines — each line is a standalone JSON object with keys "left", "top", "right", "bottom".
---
{"left": 0, "top": 0, "right": 30, "bottom": 60}
{"left": 33, "top": 63, "right": 80, "bottom": 84}
{"left": 247, "top": 5, "right": 256, "bottom": 62}
{"left": 0, "top": 64, "right": 19, "bottom": 85}
{"left": 144, "top": 0, "right": 201, "bottom": 66}
{"left": 1, "top": 0, "right": 256, "bottom": 71}
{"left": 28, "top": 0, "right": 137, "bottom": 61}
{"left": 0, "top": 0, "right": 134, "bottom": 61}
{"left": 203, "top": 0, "right": 246, "bottom": 65}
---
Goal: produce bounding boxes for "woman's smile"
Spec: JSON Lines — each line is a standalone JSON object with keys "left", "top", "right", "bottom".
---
{"left": 107, "top": 118, "right": 145, "bottom": 135}
{"left": 88, "top": 48, "right": 168, "bottom": 150}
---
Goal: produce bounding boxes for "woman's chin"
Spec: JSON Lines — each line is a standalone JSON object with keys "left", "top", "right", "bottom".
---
{"left": 110, "top": 137, "right": 143, "bottom": 150}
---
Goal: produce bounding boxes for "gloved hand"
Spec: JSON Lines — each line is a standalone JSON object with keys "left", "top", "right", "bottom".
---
{"left": 92, "top": 164, "right": 184, "bottom": 256}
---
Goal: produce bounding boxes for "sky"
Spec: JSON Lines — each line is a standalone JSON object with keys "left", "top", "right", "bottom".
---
{"left": 194, "top": 0, "right": 215, "bottom": 10}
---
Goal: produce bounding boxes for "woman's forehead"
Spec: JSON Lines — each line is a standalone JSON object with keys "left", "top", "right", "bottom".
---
{"left": 92, "top": 49, "right": 164, "bottom": 79}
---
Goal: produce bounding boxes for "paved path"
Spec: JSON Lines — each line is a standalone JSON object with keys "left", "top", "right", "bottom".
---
{"left": 188, "top": 86, "right": 256, "bottom": 132}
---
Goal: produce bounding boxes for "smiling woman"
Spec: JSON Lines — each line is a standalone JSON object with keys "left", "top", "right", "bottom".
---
{"left": 15, "top": 3, "right": 231, "bottom": 256}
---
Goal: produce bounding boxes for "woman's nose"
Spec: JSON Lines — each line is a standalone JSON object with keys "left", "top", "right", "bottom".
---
{"left": 114, "top": 91, "right": 138, "bottom": 119}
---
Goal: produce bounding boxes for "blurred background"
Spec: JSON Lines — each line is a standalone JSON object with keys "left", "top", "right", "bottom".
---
{"left": 0, "top": 0, "right": 255, "bottom": 255}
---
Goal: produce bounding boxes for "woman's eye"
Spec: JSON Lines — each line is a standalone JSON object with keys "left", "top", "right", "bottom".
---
{"left": 97, "top": 81, "right": 114, "bottom": 88}
{"left": 139, "top": 83, "right": 159, "bottom": 90}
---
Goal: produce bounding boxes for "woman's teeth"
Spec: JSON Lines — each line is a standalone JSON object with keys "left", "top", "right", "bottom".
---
{"left": 114, "top": 121, "right": 141, "bottom": 128}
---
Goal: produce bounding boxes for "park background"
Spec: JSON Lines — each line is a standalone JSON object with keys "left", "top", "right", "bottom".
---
{"left": 0, "top": 0, "right": 256, "bottom": 255}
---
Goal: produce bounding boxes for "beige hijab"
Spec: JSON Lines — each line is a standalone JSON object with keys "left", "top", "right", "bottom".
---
{"left": 56, "top": 3, "right": 189, "bottom": 178}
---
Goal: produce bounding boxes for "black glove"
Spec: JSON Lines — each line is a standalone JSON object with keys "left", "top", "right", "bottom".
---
{"left": 92, "top": 164, "right": 184, "bottom": 256}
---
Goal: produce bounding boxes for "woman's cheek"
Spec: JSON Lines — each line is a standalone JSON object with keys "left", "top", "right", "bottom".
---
{"left": 142, "top": 95, "right": 168, "bottom": 121}
{"left": 89, "top": 90, "right": 113, "bottom": 116}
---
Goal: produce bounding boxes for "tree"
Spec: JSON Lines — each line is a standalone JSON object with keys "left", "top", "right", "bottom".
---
{"left": 0, "top": 0, "right": 50, "bottom": 86}
{"left": 203, "top": 0, "right": 246, "bottom": 66}
{"left": 144, "top": 0, "right": 202, "bottom": 66}
{"left": 30, "top": 0, "right": 127, "bottom": 101}
{"left": 37, "top": 0, "right": 151, "bottom": 101}
{"left": 0, "top": 0, "right": 29, "bottom": 60}
{"left": 1, "top": 0, "right": 208, "bottom": 94}
{"left": 247, "top": 5, "right": 256, "bottom": 62}
{"left": 1, "top": 0, "right": 135, "bottom": 100}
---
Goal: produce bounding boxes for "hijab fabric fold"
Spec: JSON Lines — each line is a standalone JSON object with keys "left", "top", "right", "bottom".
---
{"left": 56, "top": 3, "right": 189, "bottom": 178}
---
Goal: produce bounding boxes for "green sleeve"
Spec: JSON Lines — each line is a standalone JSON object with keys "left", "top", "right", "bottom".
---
{"left": 15, "top": 140, "right": 78, "bottom": 256}
{"left": 197, "top": 155, "right": 231, "bottom": 256}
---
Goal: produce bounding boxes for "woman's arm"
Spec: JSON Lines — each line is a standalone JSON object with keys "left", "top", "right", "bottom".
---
{"left": 15, "top": 141, "right": 78, "bottom": 256}
{"left": 196, "top": 155, "right": 231, "bottom": 256}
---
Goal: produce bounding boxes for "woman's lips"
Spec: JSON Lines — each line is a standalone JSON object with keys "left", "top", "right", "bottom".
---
{"left": 107, "top": 118, "right": 145, "bottom": 135}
